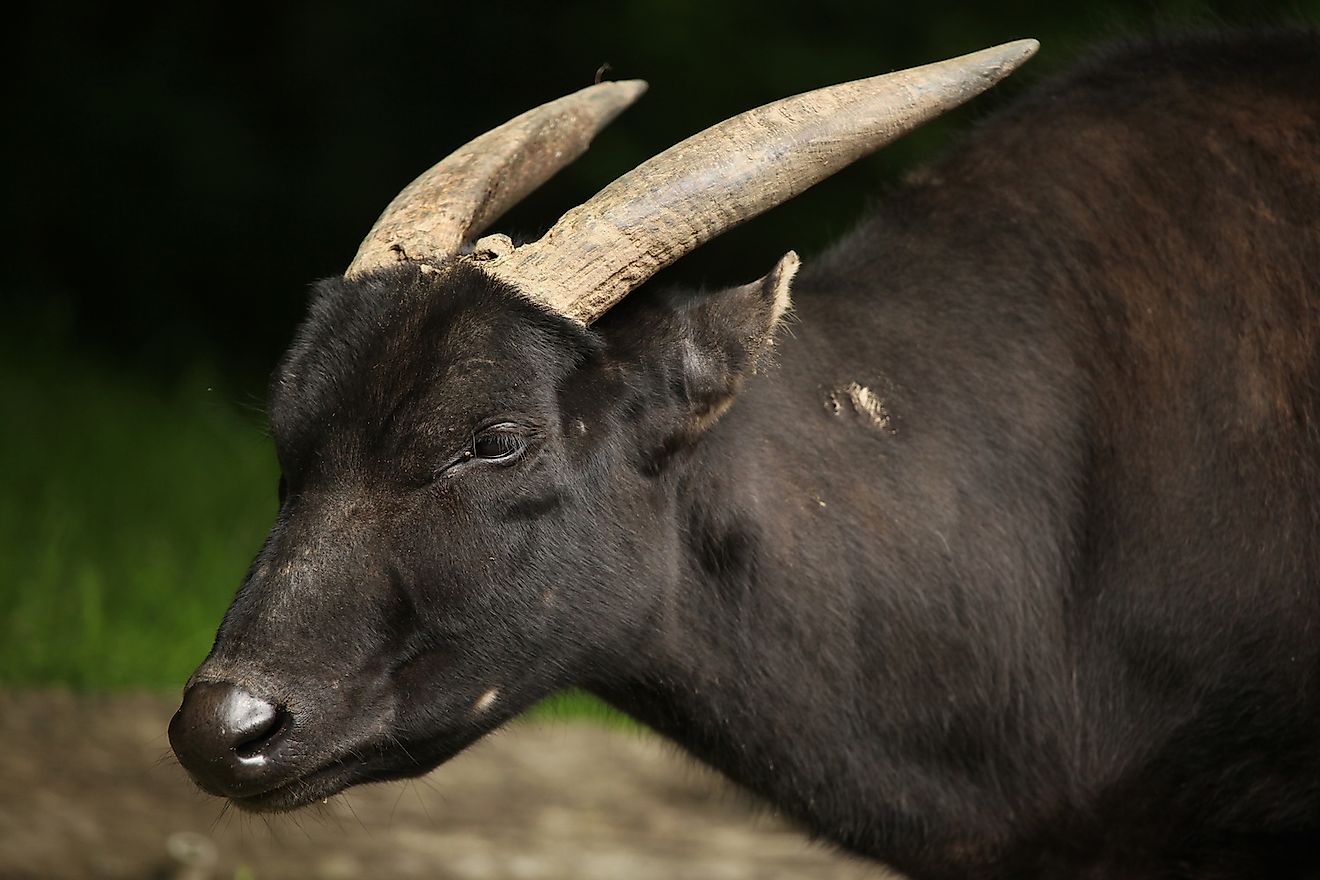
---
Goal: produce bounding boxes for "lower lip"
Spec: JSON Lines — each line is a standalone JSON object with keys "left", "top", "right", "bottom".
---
{"left": 227, "top": 727, "right": 478, "bottom": 812}
{"left": 228, "top": 760, "right": 358, "bottom": 813}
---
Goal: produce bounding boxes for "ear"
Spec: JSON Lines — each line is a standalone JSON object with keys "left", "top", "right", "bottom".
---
{"left": 638, "top": 250, "right": 798, "bottom": 448}
{"left": 675, "top": 250, "right": 798, "bottom": 431}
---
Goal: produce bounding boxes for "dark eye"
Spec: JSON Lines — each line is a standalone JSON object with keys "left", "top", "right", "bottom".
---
{"left": 277, "top": 475, "right": 288, "bottom": 505}
{"left": 470, "top": 428, "right": 526, "bottom": 463}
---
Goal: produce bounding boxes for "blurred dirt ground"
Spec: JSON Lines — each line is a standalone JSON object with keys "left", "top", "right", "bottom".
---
{"left": 0, "top": 691, "right": 896, "bottom": 880}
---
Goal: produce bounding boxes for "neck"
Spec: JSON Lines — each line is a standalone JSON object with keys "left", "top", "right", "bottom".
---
{"left": 585, "top": 393, "right": 991, "bottom": 863}
{"left": 585, "top": 262, "right": 1081, "bottom": 865}
{"left": 589, "top": 451, "right": 879, "bottom": 823}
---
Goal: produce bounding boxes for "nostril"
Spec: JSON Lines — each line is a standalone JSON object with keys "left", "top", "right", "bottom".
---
{"left": 218, "top": 688, "right": 288, "bottom": 761}
{"left": 170, "top": 680, "right": 296, "bottom": 796}
{"left": 233, "top": 705, "right": 290, "bottom": 760}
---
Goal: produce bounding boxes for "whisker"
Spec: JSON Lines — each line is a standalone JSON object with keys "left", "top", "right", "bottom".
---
{"left": 413, "top": 779, "right": 435, "bottom": 824}
{"left": 389, "top": 782, "right": 407, "bottom": 827}
{"left": 152, "top": 748, "right": 181, "bottom": 770}
{"left": 341, "top": 794, "right": 369, "bottom": 834}
{"left": 209, "top": 800, "right": 233, "bottom": 835}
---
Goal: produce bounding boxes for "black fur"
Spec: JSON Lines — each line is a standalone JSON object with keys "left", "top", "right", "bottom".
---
{"left": 178, "top": 31, "right": 1320, "bottom": 879}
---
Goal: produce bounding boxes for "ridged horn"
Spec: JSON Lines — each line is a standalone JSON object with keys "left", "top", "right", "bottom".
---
{"left": 345, "top": 79, "right": 648, "bottom": 279}
{"left": 480, "top": 39, "right": 1038, "bottom": 324}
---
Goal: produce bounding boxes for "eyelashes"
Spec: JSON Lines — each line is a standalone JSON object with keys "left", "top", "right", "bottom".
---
{"left": 469, "top": 427, "right": 526, "bottom": 462}
{"left": 422, "top": 422, "right": 534, "bottom": 485}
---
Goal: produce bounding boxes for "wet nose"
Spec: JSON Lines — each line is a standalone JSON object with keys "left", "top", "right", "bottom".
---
{"left": 168, "top": 681, "right": 292, "bottom": 797}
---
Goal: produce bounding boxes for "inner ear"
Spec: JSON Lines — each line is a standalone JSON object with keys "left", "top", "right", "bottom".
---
{"left": 668, "top": 250, "right": 800, "bottom": 436}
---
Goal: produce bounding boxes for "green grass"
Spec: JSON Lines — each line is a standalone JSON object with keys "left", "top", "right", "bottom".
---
{"left": 1, "top": 351, "right": 275, "bottom": 688}
{"left": 0, "top": 344, "right": 630, "bottom": 725}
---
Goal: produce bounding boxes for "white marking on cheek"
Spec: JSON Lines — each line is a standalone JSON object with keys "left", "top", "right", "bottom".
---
{"left": 474, "top": 687, "right": 500, "bottom": 714}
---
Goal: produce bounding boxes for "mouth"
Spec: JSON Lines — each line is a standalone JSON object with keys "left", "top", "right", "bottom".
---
{"left": 226, "top": 734, "right": 473, "bottom": 813}
{"left": 227, "top": 755, "right": 371, "bottom": 812}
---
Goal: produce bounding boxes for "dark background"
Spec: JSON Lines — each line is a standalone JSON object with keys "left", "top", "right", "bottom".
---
{"left": 10, "top": 0, "right": 1318, "bottom": 383}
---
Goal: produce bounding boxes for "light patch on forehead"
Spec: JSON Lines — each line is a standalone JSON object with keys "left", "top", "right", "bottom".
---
{"left": 473, "top": 687, "right": 500, "bottom": 714}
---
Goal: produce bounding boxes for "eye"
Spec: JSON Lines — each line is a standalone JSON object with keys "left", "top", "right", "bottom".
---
{"left": 468, "top": 426, "right": 526, "bottom": 463}
{"left": 277, "top": 475, "right": 288, "bottom": 505}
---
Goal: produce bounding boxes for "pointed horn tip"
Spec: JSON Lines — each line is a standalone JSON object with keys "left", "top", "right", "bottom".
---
{"left": 936, "top": 39, "right": 1037, "bottom": 87}
{"left": 594, "top": 78, "right": 648, "bottom": 104}
{"left": 985, "top": 38, "right": 1040, "bottom": 70}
